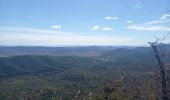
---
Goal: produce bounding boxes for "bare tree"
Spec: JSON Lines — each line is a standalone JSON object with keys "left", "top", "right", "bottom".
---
{"left": 148, "top": 38, "right": 169, "bottom": 100}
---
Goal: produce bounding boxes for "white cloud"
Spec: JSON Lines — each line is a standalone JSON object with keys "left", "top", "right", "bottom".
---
{"left": 126, "top": 24, "right": 170, "bottom": 32}
{"left": 0, "top": 35, "right": 135, "bottom": 46}
{"left": 91, "top": 25, "right": 100, "bottom": 31}
{"left": 102, "top": 26, "right": 113, "bottom": 31}
{"left": 0, "top": 27, "right": 71, "bottom": 35}
{"left": 51, "top": 25, "right": 61, "bottom": 29}
{"left": 126, "top": 20, "right": 133, "bottom": 23}
{"left": 144, "top": 20, "right": 165, "bottom": 25}
{"left": 0, "top": 27, "right": 137, "bottom": 46}
{"left": 105, "top": 16, "right": 118, "bottom": 20}
{"left": 160, "top": 14, "right": 170, "bottom": 20}
{"left": 126, "top": 18, "right": 170, "bottom": 32}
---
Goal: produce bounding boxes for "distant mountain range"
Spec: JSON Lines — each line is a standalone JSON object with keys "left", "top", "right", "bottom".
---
{"left": 0, "top": 44, "right": 169, "bottom": 57}
{"left": 0, "top": 46, "right": 134, "bottom": 57}
{"left": 0, "top": 44, "right": 170, "bottom": 99}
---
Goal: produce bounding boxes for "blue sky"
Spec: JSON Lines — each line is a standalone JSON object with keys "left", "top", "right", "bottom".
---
{"left": 0, "top": 0, "right": 170, "bottom": 46}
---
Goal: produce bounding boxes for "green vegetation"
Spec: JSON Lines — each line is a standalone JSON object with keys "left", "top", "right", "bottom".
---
{"left": 0, "top": 46, "right": 169, "bottom": 100}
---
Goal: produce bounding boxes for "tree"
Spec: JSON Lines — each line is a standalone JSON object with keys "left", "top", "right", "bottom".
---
{"left": 148, "top": 39, "right": 169, "bottom": 100}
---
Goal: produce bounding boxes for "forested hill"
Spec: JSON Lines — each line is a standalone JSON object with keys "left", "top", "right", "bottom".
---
{"left": 0, "top": 45, "right": 170, "bottom": 78}
{"left": 0, "top": 44, "right": 169, "bottom": 57}
{"left": 0, "top": 45, "right": 170, "bottom": 100}
{"left": 0, "top": 56, "right": 98, "bottom": 77}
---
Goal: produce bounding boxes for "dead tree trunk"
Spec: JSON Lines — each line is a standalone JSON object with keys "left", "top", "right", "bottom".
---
{"left": 149, "top": 42, "right": 169, "bottom": 100}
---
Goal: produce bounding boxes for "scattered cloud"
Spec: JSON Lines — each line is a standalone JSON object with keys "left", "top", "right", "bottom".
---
{"left": 105, "top": 16, "right": 118, "bottom": 20}
{"left": 91, "top": 25, "right": 113, "bottom": 31}
{"left": 126, "top": 20, "right": 133, "bottom": 23}
{"left": 91, "top": 25, "right": 100, "bottom": 31}
{"left": 102, "top": 26, "right": 113, "bottom": 31}
{"left": 0, "top": 27, "right": 136, "bottom": 46}
{"left": 160, "top": 14, "right": 170, "bottom": 20}
{"left": 126, "top": 24, "right": 170, "bottom": 32}
{"left": 126, "top": 17, "right": 170, "bottom": 32}
{"left": 51, "top": 25, "right": 61, "bottom": 29}
{"left": 144, "top": 20, "right": 165, "bottom": 25}
{"left": 0, "top": 27, "right": 72, "bottom": 35}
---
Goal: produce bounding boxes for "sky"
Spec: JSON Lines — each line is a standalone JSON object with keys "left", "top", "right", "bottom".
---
{"left": 0, "top": 0, "right": 170, "bottom": 46}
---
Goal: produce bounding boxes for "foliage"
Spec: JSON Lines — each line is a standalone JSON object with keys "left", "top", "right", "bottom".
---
{"left": 0, "top": 46, "right": 170, "bottom": 100}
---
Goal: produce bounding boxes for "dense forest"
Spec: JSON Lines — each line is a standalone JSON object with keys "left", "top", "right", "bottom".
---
{"left": 0, "top": 45, "right": 170, "bottom": 100}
